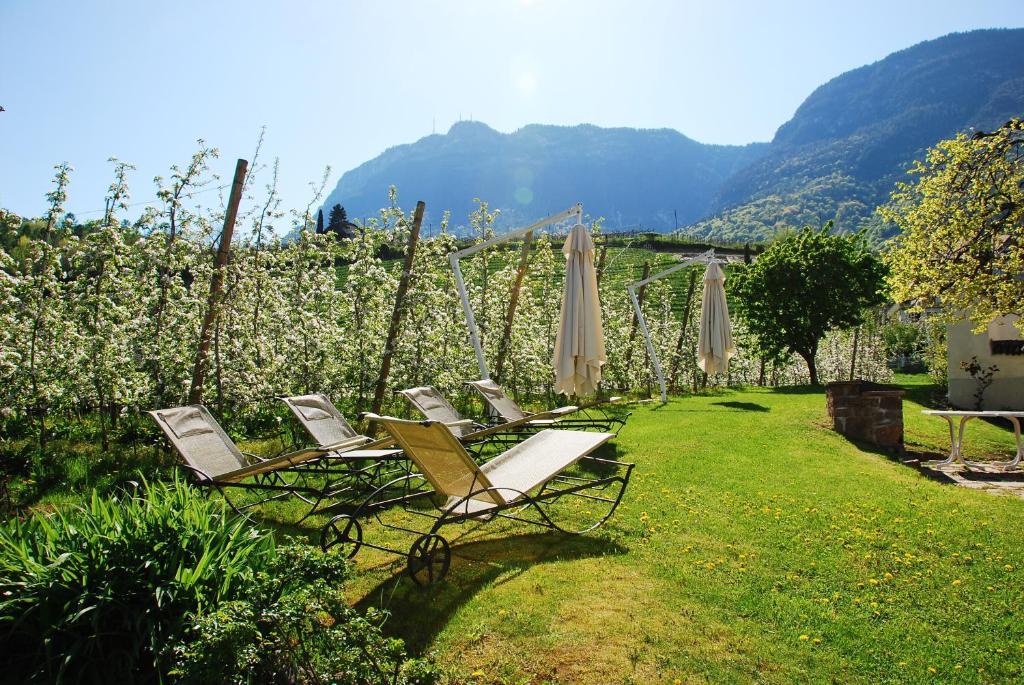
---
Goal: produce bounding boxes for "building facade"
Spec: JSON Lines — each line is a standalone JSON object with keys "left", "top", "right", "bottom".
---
{"left": 947, "top": 314, "right": 1024, "bottom": 410}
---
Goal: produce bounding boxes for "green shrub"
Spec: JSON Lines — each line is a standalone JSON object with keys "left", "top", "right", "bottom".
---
{"left": 0, "top": 476, "right": 272, "bottom": 682}
{"left": 0, "top": 477, "right": 437, "bottom": 684}
{"left": 170, "top": 544, "right": 439, "bottom": 685}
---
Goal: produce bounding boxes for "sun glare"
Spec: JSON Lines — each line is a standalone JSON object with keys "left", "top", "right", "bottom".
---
{"left": 515, "top": 70, "right": 538, "bottom": 96}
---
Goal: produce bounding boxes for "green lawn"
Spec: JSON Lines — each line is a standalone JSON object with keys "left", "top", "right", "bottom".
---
{"left": 331, "top": 376, "right": 1024, "bottom": 684}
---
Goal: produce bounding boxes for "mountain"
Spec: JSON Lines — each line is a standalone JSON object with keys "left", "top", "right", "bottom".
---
{"left": 325, "top": 28, "right": 1024, "bottom": 240}
{"left": 688, "top": 28, "right": 1024, "bottom": 241}
{"left": 322, "top": 122, "right": 765, "bottom": 233}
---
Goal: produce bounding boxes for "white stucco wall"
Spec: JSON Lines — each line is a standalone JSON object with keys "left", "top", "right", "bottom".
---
{"left": 947, "top": 318, "right": 1024, "bottom": 410}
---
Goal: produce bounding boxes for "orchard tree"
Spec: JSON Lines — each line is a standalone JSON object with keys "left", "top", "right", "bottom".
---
{"left": 731, "top": 225, "right": 887, "bottom": 385}
{"left": 882, "top": 119, "right": 1024, "bottom": 333}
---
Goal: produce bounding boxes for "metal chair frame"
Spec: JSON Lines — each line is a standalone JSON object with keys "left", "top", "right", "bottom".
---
{"left": 466, "top": 379, "right": 631, "bottom": 436}
{"left": 150, "top": 405, "right": 405, "bottom": 526}
{"left": 320, "top": 419, "right": 634, "bottom": 586}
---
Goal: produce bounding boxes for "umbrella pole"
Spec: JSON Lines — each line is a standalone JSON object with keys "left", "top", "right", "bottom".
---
{"left": 450, "top": 253, "right": 489, "bottom": 380}
{"left": 624, "top": 250, "right": 717, "bottom": 404}
{"left": 448, "top": 204, "right": 584, "bottom": 382}
{"left": 628, "top": 284, "right": 666, "bottom": 403}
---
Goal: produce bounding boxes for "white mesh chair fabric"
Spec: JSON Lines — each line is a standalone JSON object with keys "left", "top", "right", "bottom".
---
{"left": 465, "top": 380, "right": 528, "bottom": 421}
{"left": 369, "top": 415, "right": 503, "bottom": 508}
{"left": 150, "top": 406, "right": 248, "bottom": 480}
{"left": 150, "top": 405, "right": 330, "bottom": 483}
{"left": 480, "top": 429, "right": 611, "bottom": 495}
{"left": 280, "top": 393, "right": 360, "bottom": 447}
{"left": 399, "top": 387, "right": 474, "bottom": 438}
{"left": 466, "top": 379, "right": 586, "bottom": 424}
{"left": 366, "top": 414, "right": 613, "bottom": 515}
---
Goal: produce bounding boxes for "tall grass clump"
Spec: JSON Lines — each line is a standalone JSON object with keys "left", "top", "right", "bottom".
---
{"left": 0, "top": 476, "right": 437, "bottom": 684}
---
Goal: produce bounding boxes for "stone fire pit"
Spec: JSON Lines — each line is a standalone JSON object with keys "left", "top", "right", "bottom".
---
{"left": 825, "top": 380, "right": 905, "bottom": 449}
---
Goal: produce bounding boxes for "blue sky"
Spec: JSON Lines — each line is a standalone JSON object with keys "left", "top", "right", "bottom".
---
{"left": 2, "top": 0, "right": 1023, "bottom": 221}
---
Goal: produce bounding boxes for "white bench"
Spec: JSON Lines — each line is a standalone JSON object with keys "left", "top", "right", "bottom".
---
{"left": 922, "top": 410, "right": 1024, "bottom": 469}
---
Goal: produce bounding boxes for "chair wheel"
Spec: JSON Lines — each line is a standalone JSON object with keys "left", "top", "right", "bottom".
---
{"left": 407, "top": 534, "right": 451, "bottom": 586}
{"left": 320, "top": 514, "right": 362, "bottom": 559}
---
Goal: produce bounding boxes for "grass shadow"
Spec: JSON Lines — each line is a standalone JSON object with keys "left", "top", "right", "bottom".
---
{"left": 956, "top": 468, "right": 1024, "bottom": 482}
{"left": 354, "top": 530, "right": 628, "bottom": 654}
{"left": 711, "top": 401, "right": 770, "bottom": 412}
{"left": 899, "top": 380, "right": 948, "bottom": 409}
{"left": 768, "top": 385, "right": 824, "bottom": 395}
{"left": 578, "top": 441, "right": 627, "bottom": 477}
{"left": 830, "top": 436, "right": 1024, "bottom": 489}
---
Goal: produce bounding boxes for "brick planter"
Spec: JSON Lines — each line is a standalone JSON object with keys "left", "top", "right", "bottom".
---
{"left": 825, "top": 381, "right": 905, "bottom": 449}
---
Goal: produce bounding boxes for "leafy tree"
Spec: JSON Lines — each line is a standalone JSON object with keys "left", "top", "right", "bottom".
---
{"left": 731, "top": 225, "right": 887, "bottom": 385}
{"left": 327, "top": 203, "right": 351, "bottom": 239}
{"left": 882, "top": 119, "right": 1024, "bottom": 334}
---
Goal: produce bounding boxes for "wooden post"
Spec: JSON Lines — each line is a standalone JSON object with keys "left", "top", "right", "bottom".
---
{"left": 667, "top": 267, "right": 699, "bottom": 390}
{"left": 370, "top": 201, "right": 425, "bottom": 419}
{"left": 595, "top": 244, "right": 608, "bottom": 286}
{"left": 494, "top": 231, "right": 533, "bottom": 383}
{"left": 624, "top": 261, "right": 651, "bottom": 370}
{"left": 188, "top": 158, "right": 247, "bottom": 405}
{"left": 849, "top": 326, "right": 860, "bottom": 381}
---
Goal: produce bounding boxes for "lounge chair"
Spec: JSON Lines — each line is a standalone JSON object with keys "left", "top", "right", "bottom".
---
{"left": 279, "top": 393, "right": 407, "bottom": 489}
{"left": 149, "top": 404, "right": 401, "bottom": 522}
{"left": 398, "top": 386, "right": 573, "bottom": 447}
{"left": 280, "top": 393, "right": 395, "bottom": 451}
{"left": 466, "top": 379, "right": 629, "bottom": 434}
{"left": 396, "top": 386, "right": 484, "bottom": 439}
{"left": 319, "top": 414, "right": 634, "bottom": 585}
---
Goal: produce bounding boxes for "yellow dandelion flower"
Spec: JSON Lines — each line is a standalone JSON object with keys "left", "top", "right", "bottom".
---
{"left": 927, "top": 666, "right": 937, "bottom": 674}
{"left": 951, "top": 579, "right": 961, "bottom": 586}
{"left": 799, "top": 634, "right": 809, "bottom": 641}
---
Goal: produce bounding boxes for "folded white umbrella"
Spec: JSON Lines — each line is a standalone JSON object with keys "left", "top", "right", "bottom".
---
{"left": 697, "top": 262, "right": 735, "bottom": 375}
{"left": 552, "top": 223, "right": 605, "bottom": 396}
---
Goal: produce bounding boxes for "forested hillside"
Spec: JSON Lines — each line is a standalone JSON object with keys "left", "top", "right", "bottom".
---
{"left": 687, "top": 28, "right": 1024, "bottom": 240}
{"left": 325, "top": 29, "right": 1024, "bottom": 241}
{"left": 323, "top": 122, "right": 765, "bottom": 233}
